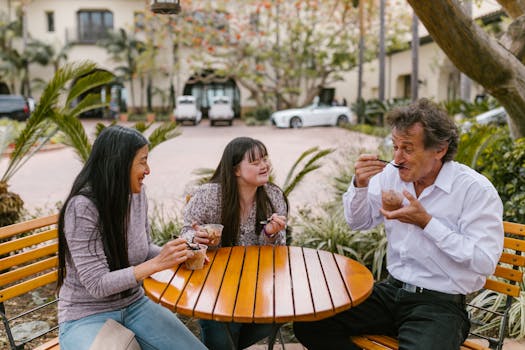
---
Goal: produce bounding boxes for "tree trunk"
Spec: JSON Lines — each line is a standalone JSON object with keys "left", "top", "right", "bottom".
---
{"left": 407, "top": 0, "right": 525, "bottom": 139}
{"left": 411, "top": 12, "right": 419, "bottom": 102}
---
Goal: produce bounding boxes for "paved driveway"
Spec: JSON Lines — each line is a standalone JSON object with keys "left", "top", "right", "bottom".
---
{"left": 2, "top": 119, "right": 381, "bottom": 215}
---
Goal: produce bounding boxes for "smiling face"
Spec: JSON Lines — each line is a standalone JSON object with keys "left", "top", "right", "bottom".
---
{"left": 234, "top": 148, "right": 270, "bottom": 189}
{"left": 130, "top": 145, "right": 150, "bottom": 193}
{"left": 392, "top": 122, "right": 447, "bottom": 191}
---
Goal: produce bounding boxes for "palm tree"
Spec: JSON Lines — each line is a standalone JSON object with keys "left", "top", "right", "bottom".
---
{"left": 0, "top": 61, "right": 113, "bottom": 226}
{"left": 98, "top": 28, "right": 146, "bottom": 113}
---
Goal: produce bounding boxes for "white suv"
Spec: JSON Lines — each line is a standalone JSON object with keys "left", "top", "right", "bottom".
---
{"left": 208, "top": 96, "right": 234, "bottom": 126}
{"left": 173, "top": 95, "right": 202, "bottom": 125}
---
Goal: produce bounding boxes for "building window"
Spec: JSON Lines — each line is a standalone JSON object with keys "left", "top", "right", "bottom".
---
{"left": 46, "top": 11, "right": 55, "bottom": 32}
{"left": 77, "top": 10, "right": 113, "bottom": 43}
{"left": 134, "top": 11, "right": 145, "bottom": 31}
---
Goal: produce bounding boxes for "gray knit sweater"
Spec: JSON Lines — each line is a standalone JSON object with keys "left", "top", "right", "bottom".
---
{"left": 58, "top": 188, "right": 161, "bottom": 323}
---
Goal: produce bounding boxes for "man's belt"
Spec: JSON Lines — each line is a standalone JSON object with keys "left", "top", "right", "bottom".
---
{"left": 387, "top": 275, "right": 465, "bottom": 304}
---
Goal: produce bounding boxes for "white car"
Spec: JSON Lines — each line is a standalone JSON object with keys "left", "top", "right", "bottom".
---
{"left": 271, "top": 103, "right": 356, "bottom": 128}
{"left": 208, "top": 95, "right": 234, "bottom": 126}
{"left": 461, "top": 106, "right": 508, "bottom": 132}
{"left": 173, "top": 95, "right": 202, "bottom": 125}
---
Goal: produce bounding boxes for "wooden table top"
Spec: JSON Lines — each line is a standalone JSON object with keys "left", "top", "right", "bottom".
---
{"left": 144, "top": 245, "right": 374, "bottom": 323}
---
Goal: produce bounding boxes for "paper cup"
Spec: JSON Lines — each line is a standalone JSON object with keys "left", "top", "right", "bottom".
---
{"left": 185, "top": 244, "right": 208, "bottom": 270}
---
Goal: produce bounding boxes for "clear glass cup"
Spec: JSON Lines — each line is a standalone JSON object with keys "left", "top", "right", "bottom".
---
{"left": 201, "top": 223, "right": 223, "bottom": 247}
{"left": 381, "top": 189, "right": 403, "bottom": 211}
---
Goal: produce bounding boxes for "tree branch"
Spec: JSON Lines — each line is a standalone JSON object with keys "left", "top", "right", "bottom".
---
{"left": 497, "top": 0, "right": 525, "bottom": 19}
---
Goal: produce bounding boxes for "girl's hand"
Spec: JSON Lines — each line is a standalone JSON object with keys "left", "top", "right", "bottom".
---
{"left": 264, "top": 213, "right": 287, "bottom": 236}
{"left": 191, "top": 222, "right": 210, "bottom": 245}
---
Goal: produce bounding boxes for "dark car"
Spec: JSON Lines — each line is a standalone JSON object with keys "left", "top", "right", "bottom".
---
{"left": 0, "top": 95, "right": 30, "bottom": 121}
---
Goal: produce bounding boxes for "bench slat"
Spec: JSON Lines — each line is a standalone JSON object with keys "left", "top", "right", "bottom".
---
{"left": 493, "top": 265, "right": 523, "bottom": 282}
{"left": 33, "top": 337, "right": 60, "bottom": 350}
{"left": 351, "top": 335, "right": 489, "bottom": 350}
{"left": 351, "top": 336, "right": 391, "bottom": 350}
{"left": 503, "top": 221, "right": 525, "bottom": 237}
{"left": 0, "top": 214, "right": 58, "bottom": 240}
{"left": 483, "top": 278, "right": 520, "bottom": 297}
{"left": 499, "top": 252, "right": 525, "bottom": 266}
{"left": 504, "top": 237, "right": 525, "bottom": 252}
{"left": 0, "top": 243, "right": 58, "bottom": 270}
{"left": 366, "top": 335, "right": 399, "bottom": 348}
{"left": 0, "top": 228, "right": 57, "bottom": 256}
{"left": 0, "top": 256, "right": 58, "bottom": 287}
{"left": 0, "top": 270, "right": 57, "bottom": 302}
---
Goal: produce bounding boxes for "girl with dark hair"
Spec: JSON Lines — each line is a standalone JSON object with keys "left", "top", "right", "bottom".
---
{"left": 57, "top": 125, "right": 206, "bottom": 350}
{"left": 181, "top": 136, "right": 288, "bottom": 349}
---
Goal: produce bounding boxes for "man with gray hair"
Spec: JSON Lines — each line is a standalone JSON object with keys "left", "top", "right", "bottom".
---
{"left": 294, "top": 98, "right": 504, "bottom": 350}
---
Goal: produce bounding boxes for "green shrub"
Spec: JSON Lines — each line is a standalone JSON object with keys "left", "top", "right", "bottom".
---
{"left": 149, "top": 203, "right": 184, "bottom": 246}
{"left": 253, "top": 106, "right": 272, "bottom": 121}
{"left": 457, "top": 124, "right": 525, "bottom": 223}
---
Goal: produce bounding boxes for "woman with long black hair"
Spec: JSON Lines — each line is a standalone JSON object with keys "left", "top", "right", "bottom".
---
{"left": 57, "top": 125, "right": 206, "bottom": 350}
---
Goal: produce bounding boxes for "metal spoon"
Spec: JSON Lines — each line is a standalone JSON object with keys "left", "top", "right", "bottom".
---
{"left": 259, "top": 217, "right": 272, "bottom": 225}
{"left": 378, "top": 159, "right": 404, "bottom": 169}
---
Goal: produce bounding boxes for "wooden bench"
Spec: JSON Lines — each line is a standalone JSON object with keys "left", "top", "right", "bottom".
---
{"left": 351, "top": 221, "right": 525, "bottom": 350}
{"left": 0, "top": 214, "right": 60, "bottom": 350}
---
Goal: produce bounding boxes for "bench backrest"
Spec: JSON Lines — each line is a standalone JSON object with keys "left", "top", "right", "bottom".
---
{"left": 0, "top": 214, "right": 59, "bottom": 302}
{"left": 483, "top": 221, "right": 525, "bottom": 297}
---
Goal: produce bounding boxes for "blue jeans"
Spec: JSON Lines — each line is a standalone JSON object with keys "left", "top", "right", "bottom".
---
{"left": 59, "top": 296, "right": 206, "bottom": 350}
{"left": 199, "top": 319, "right": 275, "bottom": 350}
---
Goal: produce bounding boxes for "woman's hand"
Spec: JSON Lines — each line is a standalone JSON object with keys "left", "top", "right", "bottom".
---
{"left": 134, "top": 238, "right": 194, "bottom": 281}
{"left": 264, "top": 213, "right": 287, "bottom": 236}
{"left": 154, "top": 238, "right": 194, "bottom": 270}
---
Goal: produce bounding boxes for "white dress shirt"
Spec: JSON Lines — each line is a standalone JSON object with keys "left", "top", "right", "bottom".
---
{"left": 343, "top": 161, "right": 504, "bottom": 295}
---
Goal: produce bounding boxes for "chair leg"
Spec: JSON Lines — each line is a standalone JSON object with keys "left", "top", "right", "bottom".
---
{"left": 267, "top": 323, "right": 284, "bottom": 350}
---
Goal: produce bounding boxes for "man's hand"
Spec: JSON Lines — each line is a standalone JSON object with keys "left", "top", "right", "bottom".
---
{"left": 380, "top": 190, "right": 432, "bottom": 229}
{"left": 354, "top": 154, "right": 387, "bottom": 188}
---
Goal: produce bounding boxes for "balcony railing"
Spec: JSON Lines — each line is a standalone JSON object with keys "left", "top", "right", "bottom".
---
{"left": 65, "top": 26, "right": 111, "bottom": 45}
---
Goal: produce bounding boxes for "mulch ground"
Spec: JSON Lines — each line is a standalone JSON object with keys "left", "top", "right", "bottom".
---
{"left": 0, "top": 284, "right": 296, "bottom": 349}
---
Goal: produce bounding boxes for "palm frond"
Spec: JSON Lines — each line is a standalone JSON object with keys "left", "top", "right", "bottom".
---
{"left": 282, "top": 147, "right": 334, "bottom": 196}
{"left": 65, "top": 69, "right": 114, "bottom": 106}
{"left": 190, "top": 167, "right": 215, "bottom": 186}
{"left": 53, "top": 111, "right": 92, "bottom": 163}
{"left": 283, "top": 147, "right": 319, "bottom": 187}
{"left": 3, "top": 126, "right": 58, "bottom": 181}
{"left": 133, "top": 122, "right": 149, "bottom": 133}
{"left": 64, "top": 93, "right": 108, "bottom": 119}
{"left": 0, "top": 59, "right": 81, "bottom": 182}
{"left": 147, "top": 122, "right": 181, "bottom": 151}
{"left": 94, "top": 122, "right": 112, "bottom": 138}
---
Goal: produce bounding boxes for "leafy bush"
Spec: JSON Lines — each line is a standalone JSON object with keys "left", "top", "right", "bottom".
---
{"left": 149, "top": 203, "right": 184, "bottom": 246}
{"left": 457, "top": 124, "right": 525, "bottom": 223}
{"left": 253, "top": 106, "right": 272, "bottom": 121}
{"left": 292, "top": 202, "right": 387, "bottom": 280}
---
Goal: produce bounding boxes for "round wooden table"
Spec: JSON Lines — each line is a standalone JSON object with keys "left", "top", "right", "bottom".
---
{"left": 144, "top": 245, "right": 374, "bottom": 324}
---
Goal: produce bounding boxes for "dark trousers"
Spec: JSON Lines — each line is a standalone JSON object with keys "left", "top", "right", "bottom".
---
{"left": 293, "top": 279, "right": 470, "bottom": 350}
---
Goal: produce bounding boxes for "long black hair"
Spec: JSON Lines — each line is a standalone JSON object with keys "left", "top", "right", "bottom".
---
{"left": 57, "top": 125, "right": 149, "bottom": 292}
{"left": 210, "top": 137, "right": 287, "bottom": 246}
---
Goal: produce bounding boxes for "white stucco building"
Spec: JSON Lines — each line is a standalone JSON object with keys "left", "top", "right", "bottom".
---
{"left": 0, "top": 0, "right": 504, "bottom": 117}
